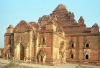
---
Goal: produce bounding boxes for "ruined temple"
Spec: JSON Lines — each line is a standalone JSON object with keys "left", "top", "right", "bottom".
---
{"left": 4, "top": 4, "right": 100, "bottom": 65}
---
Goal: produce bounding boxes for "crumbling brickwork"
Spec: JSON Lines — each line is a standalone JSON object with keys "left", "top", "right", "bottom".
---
{"left": 4, "top": 4, "right": 100, "bottom": 65}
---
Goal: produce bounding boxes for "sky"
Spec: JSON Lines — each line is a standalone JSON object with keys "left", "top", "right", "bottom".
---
{"left": 0, "top": 0, "right": 100, "bottom": 48}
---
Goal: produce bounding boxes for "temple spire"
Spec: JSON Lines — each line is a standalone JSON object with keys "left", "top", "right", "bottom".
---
{"left": 53, "top": 4, "right": 68, "bottom": 12}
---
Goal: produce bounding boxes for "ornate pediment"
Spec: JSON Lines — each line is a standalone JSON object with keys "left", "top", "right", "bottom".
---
{"left": 14, "top": 34, "right": 28, "bottom": 48}
{"left": 14, "top": 20, "right": 33, "bottom": 33}
{"left": 56, "top": 26, "right": 63, "bottom": 32}
{"left": 69, "top": 39, "right": 74, "bottom": 45}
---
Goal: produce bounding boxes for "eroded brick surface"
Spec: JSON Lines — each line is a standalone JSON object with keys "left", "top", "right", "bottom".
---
{"left": 3, "top": 4, "right": 100, "bottom": 65}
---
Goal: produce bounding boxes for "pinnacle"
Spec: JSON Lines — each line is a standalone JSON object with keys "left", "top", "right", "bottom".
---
{"left": 53, "top": 4, "right": 67, "bottom": 12}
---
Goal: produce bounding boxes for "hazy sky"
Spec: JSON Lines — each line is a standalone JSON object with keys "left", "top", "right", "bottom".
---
{"left": 0, "top": 0, "right": 100, "bottom": 48}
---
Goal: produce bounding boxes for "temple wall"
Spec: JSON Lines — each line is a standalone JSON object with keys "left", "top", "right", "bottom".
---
{"left": 66, "top": 35, "right": 100, "bottom": 61}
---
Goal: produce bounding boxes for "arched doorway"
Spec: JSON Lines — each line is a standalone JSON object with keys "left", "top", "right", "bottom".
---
{"left": 37, "top": 48, "right": 46, "bottom": 64}
{"left": 20, "top": 44, "right": 24, "bottom": 60}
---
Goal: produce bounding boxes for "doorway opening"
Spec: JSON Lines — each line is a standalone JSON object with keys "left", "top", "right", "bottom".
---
{"left": 20, "top": 44, "right": 24, "bottom": 60}
{"left": 37, "top": 48, "right": 46, "bottom": 64}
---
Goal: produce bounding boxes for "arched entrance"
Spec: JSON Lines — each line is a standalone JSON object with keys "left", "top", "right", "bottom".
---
{"left": 37, "top": 48, "right": 46, "bottom": 64}
{"left": 20, "top": 44, "right": 24, "bottom": 60}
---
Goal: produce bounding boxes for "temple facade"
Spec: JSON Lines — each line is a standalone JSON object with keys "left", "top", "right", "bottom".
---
{"left": 4, "top": 4, "right": 100, "bottom": 65}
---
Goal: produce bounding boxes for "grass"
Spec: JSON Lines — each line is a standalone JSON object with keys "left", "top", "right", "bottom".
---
{"left": 75, "top": 65, "right": 82, "bottom": 68}
{"left": 7, "top": 57, "right": 21, "bottom": 68}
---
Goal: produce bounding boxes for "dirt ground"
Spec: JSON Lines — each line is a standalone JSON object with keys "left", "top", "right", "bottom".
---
{"left": 0, "top": 59, "right": 100, "bottom": 68}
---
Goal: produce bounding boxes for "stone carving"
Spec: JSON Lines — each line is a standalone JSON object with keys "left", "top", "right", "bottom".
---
{"left": 56, "top": 26, "right": 63, "bottom": 32}
{"left": 84, "top": 49, "right": 91, "bottom": 55}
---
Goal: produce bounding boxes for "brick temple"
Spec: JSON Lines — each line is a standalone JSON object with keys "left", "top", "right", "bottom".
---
{"left": 3, "top": 4, "right": 100, "bottom": 65}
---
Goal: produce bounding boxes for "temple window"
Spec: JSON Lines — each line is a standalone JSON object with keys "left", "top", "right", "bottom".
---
{"left": 42, "top": 37, "right": 45, "bottom": 44}
{"left": 70, "top": 50, "right": 74, "bottom": 59}
{"left": 86, "top": 43, "right": 89, "bottom": 48}
{"left": 84, "top": 43, "right": 89, "bottom": 48}
{"left": 85, "top": 54, "right": 89, "bottom": 60}
{"left": 71, "top": 43, "right": 74, "bottom": 48}
{"left": 71, "top": 54, "right": 74, "bottom": 59}
{"left": 69, "top": 39, "right": 74, "bottom": 48}
{"left": 41, "top": 36, "right": 46, "bottom": 45}
{"left": 84, "top": 39, "right": 90, "bottom": 48}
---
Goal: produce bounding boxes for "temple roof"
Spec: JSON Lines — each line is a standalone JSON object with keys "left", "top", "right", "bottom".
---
{"left": 14, "top": 20, "right": 34, "bottom": 32}
{"left": 53, "top": 4, "right": 68, "bottom": 12}
{"left": 92, "top": 23, "right": 99, "bottom": 27}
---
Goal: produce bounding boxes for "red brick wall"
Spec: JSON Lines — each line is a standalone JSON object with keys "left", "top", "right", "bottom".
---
{"left": 4, "top": 35, "right": 10, "bottom": 54}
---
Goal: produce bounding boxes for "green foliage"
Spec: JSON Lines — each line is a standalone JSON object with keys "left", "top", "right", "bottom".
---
{"left": 75, "top": 65, "right": 82, "bottom": 68}
{"left": 7, "top": 57, "right": 21, "bottom": 68}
